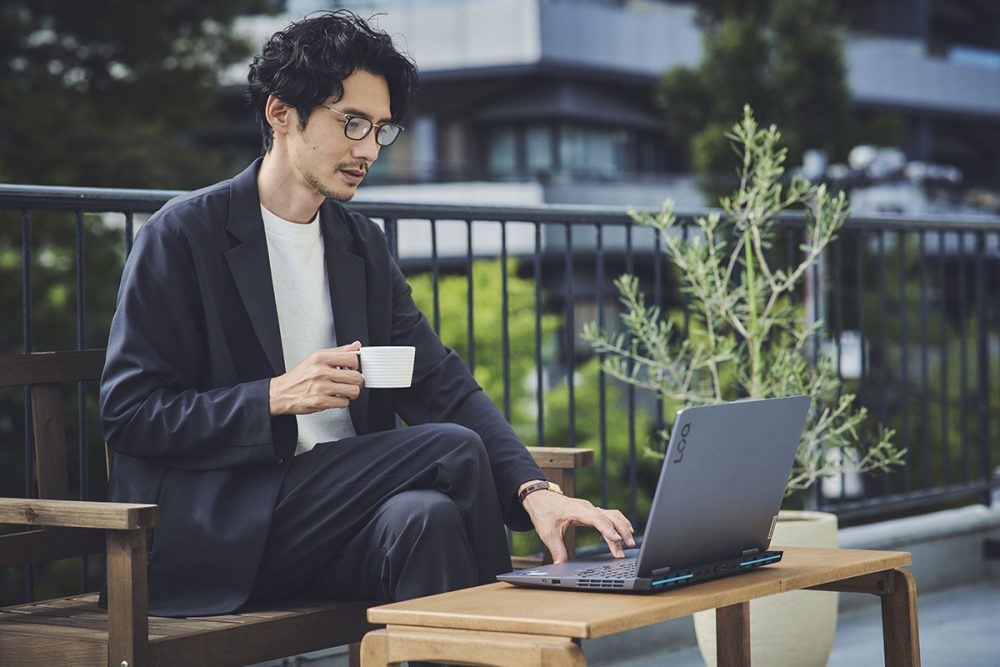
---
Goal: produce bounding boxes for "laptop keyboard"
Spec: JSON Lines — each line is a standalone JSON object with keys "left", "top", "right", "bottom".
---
{"left": 576, "top": 558, "right": 637, "bottom": 580}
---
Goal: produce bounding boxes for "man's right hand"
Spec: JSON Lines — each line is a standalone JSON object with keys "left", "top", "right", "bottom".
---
{"left": 268, "top": 341, "right": 364, "bottom": 416}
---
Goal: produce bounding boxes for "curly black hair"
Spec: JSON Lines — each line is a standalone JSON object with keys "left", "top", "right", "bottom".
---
{"left": 247, "top": 10, "right": 418, "bottom": 154}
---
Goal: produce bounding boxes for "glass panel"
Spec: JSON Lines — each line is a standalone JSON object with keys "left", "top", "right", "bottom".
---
{"left": 558, "top": 124, "right": 635, "bottom": 176}
{"left": 526, "top": 125, "right": 553, "bottom": 173}
{"left": 487, "top": 126, "right": 517, "bottom": 176}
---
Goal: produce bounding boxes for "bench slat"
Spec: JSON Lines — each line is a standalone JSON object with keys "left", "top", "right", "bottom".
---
{"left": 0, "top": 629, "right": 106, "bottom": 667}
{"left": 0, "top": 528, "right": 104, "bottom": 568}
{"left": 0, "top": 499, "right": 158, "bottom": 530}
{"left": 0, "top": 350, "right": 104, "bottom": 387}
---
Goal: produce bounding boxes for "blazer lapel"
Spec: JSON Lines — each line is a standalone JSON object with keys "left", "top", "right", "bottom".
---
{"left": 224, "top": 159, "right": 285, "bottom": 376}
{"left": 321, "top": 203, "right": 370, "bottom": 434}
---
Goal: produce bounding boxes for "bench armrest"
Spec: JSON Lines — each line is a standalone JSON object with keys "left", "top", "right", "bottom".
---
{"left": 527, "top": 446, "right": 594, "bottom": 471}
{"left": 0, "top": 498, "right": 158, "bottom": 530}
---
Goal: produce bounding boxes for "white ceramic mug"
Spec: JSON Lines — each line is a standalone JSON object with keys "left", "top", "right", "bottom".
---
{"left": 357, "top": 346, "right": 416, "bottom": 388}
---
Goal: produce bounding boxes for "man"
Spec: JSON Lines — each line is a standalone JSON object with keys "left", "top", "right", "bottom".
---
{"left": 100, "top": 10, "right": 633, "bottom": 618}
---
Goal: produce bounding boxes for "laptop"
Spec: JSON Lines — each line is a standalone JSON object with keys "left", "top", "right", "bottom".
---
{"left": 498, "top": 395, "right": 811, "bottom": 592}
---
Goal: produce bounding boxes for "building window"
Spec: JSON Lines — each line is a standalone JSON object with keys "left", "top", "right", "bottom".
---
{"left": 526, "top": 124, "right": 554, "bottom": 173}
{"left": 485, "top": 122, "right": 644, "bottom": 179}
{"left": 487, "top": 127, "right": 517, "bottom": 176}
{"left": 559, "top": 125, "right": 635, "bottom": 176}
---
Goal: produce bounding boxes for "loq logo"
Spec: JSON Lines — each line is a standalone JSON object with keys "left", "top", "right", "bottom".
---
{"left": 672, "top": 422, "right": 692, "bottom": 463}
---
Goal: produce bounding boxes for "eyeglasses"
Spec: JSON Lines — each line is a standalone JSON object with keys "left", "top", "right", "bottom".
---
{"left": 320, "top": 105, "right": 404, "bottom": 147}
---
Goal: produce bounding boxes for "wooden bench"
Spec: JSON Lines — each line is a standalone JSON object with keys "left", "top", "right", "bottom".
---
{"left": 0, "top": 349, "right": 593, "bottom": 667}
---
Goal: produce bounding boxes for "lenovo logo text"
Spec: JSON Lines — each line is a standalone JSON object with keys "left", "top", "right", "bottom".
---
{"left": 673, "top": 422, "right": 691, "bottom": 463}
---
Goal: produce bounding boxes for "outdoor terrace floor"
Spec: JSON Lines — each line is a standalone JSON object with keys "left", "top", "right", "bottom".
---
{"left": 601, "top": 578, "right": 1000, "bottom": 667}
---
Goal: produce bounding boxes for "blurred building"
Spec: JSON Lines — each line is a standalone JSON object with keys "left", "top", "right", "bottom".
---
{"left": 210, "top": 0, "right": 1000, "bottom": 208}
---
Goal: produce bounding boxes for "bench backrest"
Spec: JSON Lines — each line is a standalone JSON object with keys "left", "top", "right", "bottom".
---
{"left": 0, "top": 350, "right": 107, "bottom": 569}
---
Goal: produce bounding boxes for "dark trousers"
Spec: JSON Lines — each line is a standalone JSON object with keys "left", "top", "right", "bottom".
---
{"left": 249, "top": 423, "right": 513, "bottom": 603}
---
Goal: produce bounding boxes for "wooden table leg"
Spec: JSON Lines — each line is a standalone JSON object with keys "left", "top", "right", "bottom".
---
{"left": 716, "top": 601, "right": 751, "bottom": 667}
{"left": 361, "top": 626, "right": 586, "bottom": 666}
{"left": 881, "top": 569, "right": 921, "bottom": 667}
{"left": 361, "top": 629, "right": 393, "bottom": 667}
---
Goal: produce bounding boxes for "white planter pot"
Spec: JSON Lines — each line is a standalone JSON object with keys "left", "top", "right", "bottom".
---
{"left": 694, "top": 510, "right": 839, "bottom": 667}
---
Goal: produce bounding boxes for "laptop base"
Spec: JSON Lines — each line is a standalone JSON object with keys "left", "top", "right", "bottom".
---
{"left": 498, "top": 550, "right": 783, "bottom": 593}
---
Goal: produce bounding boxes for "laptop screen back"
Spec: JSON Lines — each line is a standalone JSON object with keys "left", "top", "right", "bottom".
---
{"left": 635, "top": 396, "right": 810, "bottom": 577}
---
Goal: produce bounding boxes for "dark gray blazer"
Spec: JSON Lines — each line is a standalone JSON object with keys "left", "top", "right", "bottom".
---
{"left": 100, "top": 159, "right": 544, "bottom": 617}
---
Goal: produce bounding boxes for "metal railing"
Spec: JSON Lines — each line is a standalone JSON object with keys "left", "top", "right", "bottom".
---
{"left": 2, "top": 183, "right": 999, "bottom": 598}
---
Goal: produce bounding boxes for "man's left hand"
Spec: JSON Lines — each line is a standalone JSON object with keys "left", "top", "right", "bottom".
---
{"left": 519, "top": 482, "right": 635, "bottom": 563}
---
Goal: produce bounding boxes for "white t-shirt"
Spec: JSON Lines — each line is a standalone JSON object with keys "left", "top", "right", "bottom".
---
{"left": 261, "top": 204, "right": 358, "bottom": 454}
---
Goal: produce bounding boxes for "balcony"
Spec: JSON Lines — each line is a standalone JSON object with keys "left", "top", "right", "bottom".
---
{"left": 1, "top": 184, "right": 998, "bottom": 665}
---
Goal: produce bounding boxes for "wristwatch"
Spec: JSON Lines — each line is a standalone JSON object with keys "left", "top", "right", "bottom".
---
{"left": 518, "top": 480, "right": 563, "bottom": 503}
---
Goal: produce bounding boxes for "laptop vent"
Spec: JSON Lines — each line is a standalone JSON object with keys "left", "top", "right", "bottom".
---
{"left": 577, "top": 579, "right": 625, "bottom": 588}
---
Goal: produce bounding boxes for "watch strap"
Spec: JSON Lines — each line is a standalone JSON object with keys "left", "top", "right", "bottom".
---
{"left": 518, "top": 480, "right": 554, "bottom": 503}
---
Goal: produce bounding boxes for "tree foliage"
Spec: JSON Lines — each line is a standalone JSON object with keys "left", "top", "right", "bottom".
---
{"left": 408, "top": 260, "right": 660, "bottom": 553}
{"left": 657, "top": 0, "right": 853, "bottom": 183}
{"left": 584, "top": 108, "right": 904, "bottom": 495}
{"left": 0, "top": 0, "right": 277, "bottom": 188}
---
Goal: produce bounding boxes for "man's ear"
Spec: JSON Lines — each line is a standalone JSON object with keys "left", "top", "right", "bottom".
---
{"left": 264, "top": 94, "right": 295, "bottom": 138}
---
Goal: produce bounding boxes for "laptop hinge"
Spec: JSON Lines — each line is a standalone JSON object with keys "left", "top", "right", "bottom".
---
{"left": 650, "top": 566, "right": 672, "bottom": 576}
{"left": 741, "top": 548, "right": 760, "bottom": 557}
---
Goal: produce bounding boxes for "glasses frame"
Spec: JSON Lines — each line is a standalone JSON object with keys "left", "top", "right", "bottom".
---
{"left": 319, "top": 105, "right": 404, "bottom": 147}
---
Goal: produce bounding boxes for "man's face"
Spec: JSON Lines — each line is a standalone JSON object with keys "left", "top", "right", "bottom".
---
{"left": 289, "top": 69, "right": 391, "bottom": 202}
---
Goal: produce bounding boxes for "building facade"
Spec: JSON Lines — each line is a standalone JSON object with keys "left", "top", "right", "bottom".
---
{"left": 213, "top": 0, "right": 1000, "bottom": 209}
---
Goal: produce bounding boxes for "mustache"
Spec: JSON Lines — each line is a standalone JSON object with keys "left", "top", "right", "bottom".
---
{"left": 337, "top": 162, "right": 369, "bottom": 174}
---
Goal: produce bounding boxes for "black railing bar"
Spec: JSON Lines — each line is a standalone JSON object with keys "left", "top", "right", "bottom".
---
{"left": 534, "top": 223, "right": 544, "bottom": 447}
{"left": 500, "top": 221, "right": 511, "bottom": 422}
{"left": 430, "top": 219, "right": 440, "bottom": 334}
{"left": 995, "top": 232, "right": 1000, "bottom": 507}
{"left": 21, "top": 208, "right": 34, "bottom": 603}
{"left": 596, "top": 224, "right": 608, "bottom": 508}
{"left": 75, "top": 210, "right": 89, "bottom": 592}
{"left": 124, "top": 211, "right": 135, "bottom": 256}
{"left": 834, "top": 234, "right": 844, "bottom": 386}
{"left": 21, "top": 209, "right": 31, "bottom": 357}
{"left": 466, "top": 221, "right": 475, "bottom": 373}
{"left": 849, "top": 229, "right": 868, "bottom": 510}
{"left": 899, "top": 232, "right": 911, "bottom": 494}
{"left": 0, "top": 183, "right": 183, "bottom": 211}
{"left": 21, "top": 208, "right": 33, "bottom": 500}
{"left": 877, "top": 230, "right": 889, "bottom": 497}
{"left": 4, "top": 184, "right": 999, "bottom": 230}
{"left": 939, "top": 230, "right": 949, "bottom": 486}
{"left": 974, "top": 231, "right": 991, "bottom": 507}
{"left": 918, "top": 230, "right": 930, "bottom": 490}
{"left": 626, "top": 224, "right": 637, "bottom": 525}
{"left": 354, "top": 201, "right": 692, "bottom": 225}
{"left": 855, "top": 228, "right": 866, "bottom": 452}
{"left": 384, "top": 217, "right": 399, "bottom": 261}
{"left": 810, "top": 249, "right": 823, "bottom": 509}
{"left": 653, "top": 227, "right": 665, "bottom": 441}
{"left": 564, "top": 224, "right": 576, "bottom": 448}
{"left": 811, "top": 254, "right": 821, "bottom": 366}
{"left": 833, "top": 232, "right": 845, "bottom": 500}
{"left": 958, "top": 231, "right": 970, "bottom": 482}
{"left": 74, "top": 212, "right": 87, "bottom": 454}
{"left": 823, "top": 477, "right": 1000, "bottom": 521}
{"left": 681, "top": 223, "right": 691, "bottom": 336}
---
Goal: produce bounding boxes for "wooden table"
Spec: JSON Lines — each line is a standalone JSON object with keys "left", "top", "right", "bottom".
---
{"left": 361, "top": 546, "right": 920, "bottom": 666}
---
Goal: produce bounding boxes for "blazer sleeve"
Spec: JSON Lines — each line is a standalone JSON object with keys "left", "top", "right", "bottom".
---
{"left": 385, "top": 251, "right": 545, "bottom": 531}
{"left": 100, "top": 221, "right": 283, "bottom": 471}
